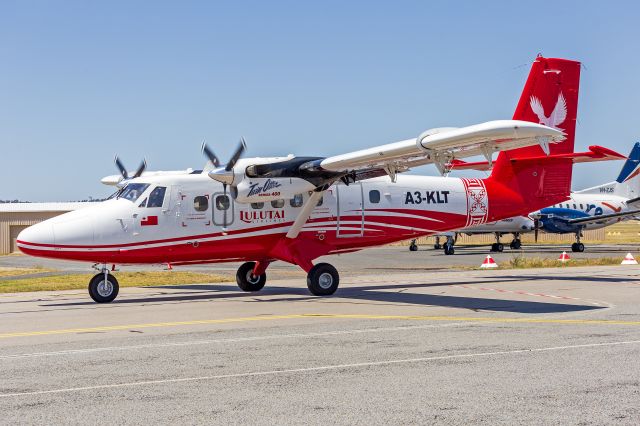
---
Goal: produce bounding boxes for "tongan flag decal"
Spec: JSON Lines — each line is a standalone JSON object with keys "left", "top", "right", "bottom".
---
{"left": 141, "top": 216, "right": 158, "bottom": 226}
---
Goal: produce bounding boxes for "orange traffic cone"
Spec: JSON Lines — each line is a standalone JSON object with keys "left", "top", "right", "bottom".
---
{"left": 558, "top": 251, "right": 570, "bottom": 262}
{"left": 621, "top": 253, "right": 638, "bottom": 265}
{"left": 480, "top": 255, "right": 498, "bottom": 268}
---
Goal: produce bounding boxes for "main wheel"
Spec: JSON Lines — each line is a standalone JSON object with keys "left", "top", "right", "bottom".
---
{"left": 576, "top": 243, "right": 585, "bottom": 252}
{"left": 88, "top": 273, "right": 119, "bottom": 303}
{"left": 409, "top": 242, "right": 418, "bottom": 252}
{"left": 496, "top": 243, "right": 504, "bottom": 252}
{"left": 236, "top": 262, "right": 267, "bottom": 292}
{"left": 510, "top": 240, "right": 522, "bottom": 250}
{"left": 307, "top": 263, "right": 339, "bottom": 296}
{"left": 490, "top": 243, "right": 498, "bottom": 252}
{"left": 443, "top": 244, "right": 455, "bottom": 255}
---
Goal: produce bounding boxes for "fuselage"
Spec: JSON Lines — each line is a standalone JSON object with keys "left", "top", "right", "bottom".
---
{"left": 17, "top": 173, "right": 527, "bottom": 265}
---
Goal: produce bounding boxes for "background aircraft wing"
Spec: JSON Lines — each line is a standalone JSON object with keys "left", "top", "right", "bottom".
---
{"left": 567, "top": 209, "right": 640, "bottom": 225}
{"left": 315, "top": 120, "right": 563, "bottom": 177}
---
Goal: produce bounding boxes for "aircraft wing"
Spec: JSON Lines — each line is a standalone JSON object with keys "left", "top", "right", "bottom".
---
{"left": 567, "top": 209, "right": 640, "bottom": 225}
{"left": 315, "top": 120, "right": 564, "bottom": 177}
{"left": 446, "top": 145, "right": 625, "bottom": 172}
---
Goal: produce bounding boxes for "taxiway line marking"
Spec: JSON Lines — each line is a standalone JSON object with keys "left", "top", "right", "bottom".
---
{"left": 1, "top": 339, "right": 639, "bottom": 398}
{"left": 1, "top": 314, "right": 640, "bottom": 340}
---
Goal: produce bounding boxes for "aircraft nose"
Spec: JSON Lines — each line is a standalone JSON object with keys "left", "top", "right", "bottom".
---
{"left": 17, "top": 221, "right": 55, "bottom": 247}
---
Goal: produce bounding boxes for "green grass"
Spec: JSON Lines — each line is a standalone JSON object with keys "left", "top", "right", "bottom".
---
{"left": 498, "top": 255, "right": 622, "bottom": 269}
{"left": 0, "top": 271, "right": 233, "bottom": 293}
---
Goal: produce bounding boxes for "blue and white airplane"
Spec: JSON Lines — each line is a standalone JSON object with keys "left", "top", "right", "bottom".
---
{"left": 534, "top": 142, "right": 640, "bottom": 252}
{"left": 416, "top": 143, "right": 639, "bottom": 254}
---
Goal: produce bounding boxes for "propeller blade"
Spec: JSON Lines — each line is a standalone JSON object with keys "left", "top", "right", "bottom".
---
{"left": 132, "top": 159, "right": 147, "bottom": 179}
{"left": 534, "top": 219, "right": 539, "bottom": 243}
{"left": 222, "top": 183, "right": 228, "bottom": 231}
{"left": 114, "top": 156, "right": 128, "bottom": 179}
{"left": 201, "top": 143, "right": 221, "bottom": 167}
{"left": 225, "top": 137, "right": 247, "bottom": 172}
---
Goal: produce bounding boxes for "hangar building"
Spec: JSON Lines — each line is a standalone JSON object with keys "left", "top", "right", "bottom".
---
{"left": 0, "top": 203, "right": 91, "bottom": 254}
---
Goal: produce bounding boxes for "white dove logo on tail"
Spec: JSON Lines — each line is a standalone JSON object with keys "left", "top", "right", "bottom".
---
{"left": 530, "top": 92, "right": 567, "bottom": 130}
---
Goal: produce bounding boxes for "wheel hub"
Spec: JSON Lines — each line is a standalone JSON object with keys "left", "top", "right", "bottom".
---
{"left": 318, "top": 272, "right": 334, "bottom": 289}
{"left": 97, "top": 280, "right": 113, "bottom": 297}
{"left": 246, "top": 271, "right": 260, "bottom": 284}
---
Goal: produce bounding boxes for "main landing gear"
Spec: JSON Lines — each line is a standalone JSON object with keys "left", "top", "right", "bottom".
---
{"left": 571, "top": 232, "right": 585, "bottom": 252}
{"left": 234, "top": 261, "right": 340, "bottom": 296}
{"left": 490, "top": 232, "right": 522, "bottom": 252}
{"left": 88, "top": 267, "right": 119, "bottom": 303}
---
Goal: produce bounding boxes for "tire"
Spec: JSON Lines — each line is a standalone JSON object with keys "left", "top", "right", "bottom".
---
{"left": 511, "top": 240, "right": 522, "bottom": 250}
{"left": 496, "top": 243, "right": 504, "bottom": 252}
{"left": 576, "top": 243, "right": 585, "bottom": 252}
{"left": 88, "top": 273, "right": 119, "bottom": 303}
{"left": 444, "top": 245, "right": 455, "bottom": 255}
{"left": 434, "top": 244, "right": 442, "bottom": 250}
{"left": 409, "top": 244, "right": 418, "bottom": 252}
{"left": 307, "top": 263, "right": 339, "bottom": 296}
{"left": 490, "top": 243, "right": 498, "bottom": 252}
{"left": 236, "top": 262, "right": 267, "bottom": 292}
{"left": 571, "top": 243, "right": 579, "bottom": 252}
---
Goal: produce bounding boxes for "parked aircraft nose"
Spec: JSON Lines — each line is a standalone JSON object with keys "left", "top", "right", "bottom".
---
{"left": 16, "top": 209, "right": 95, "bottom": 253}
{"left": 17, "top": 221, "right": 55, "bottom": 247}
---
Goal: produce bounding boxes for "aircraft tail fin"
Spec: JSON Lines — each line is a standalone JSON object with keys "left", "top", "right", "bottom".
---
{"left": 575, "top": 142, "right": 640, "bottom": 198}
{"left": 488, "top": 56, "right": 581, "bottom": 212}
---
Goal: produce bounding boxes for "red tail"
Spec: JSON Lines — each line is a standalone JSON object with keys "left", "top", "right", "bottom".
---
{"left": 487, "top": 56, "right": 581, "bottom": 213}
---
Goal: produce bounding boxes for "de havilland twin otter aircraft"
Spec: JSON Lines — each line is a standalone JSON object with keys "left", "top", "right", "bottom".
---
{"left": 18, "top": 56, "right": 580, "bottom": 303}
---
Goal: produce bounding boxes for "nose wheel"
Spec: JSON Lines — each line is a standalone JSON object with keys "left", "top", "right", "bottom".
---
{"left": 307, "top": 263, "right": 340, "bottom": 296}
{"left": 88, "top": 272, "right": 119, "bottom": 303}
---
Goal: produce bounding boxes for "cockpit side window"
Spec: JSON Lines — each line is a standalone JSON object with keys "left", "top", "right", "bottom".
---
{"left": 147, "top": 186, "right": 167, "bottom": 208}
{"left": 119, "top": 183, "right": 150, "bottom": 202}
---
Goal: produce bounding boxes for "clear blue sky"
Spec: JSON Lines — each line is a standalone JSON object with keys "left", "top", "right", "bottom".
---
{"left": 1, "top": 0, "right": 639, "bottom": 201}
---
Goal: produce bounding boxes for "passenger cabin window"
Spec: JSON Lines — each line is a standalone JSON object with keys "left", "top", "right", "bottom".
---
{"left": 573, "top": 204, "right": 577, "bottom": 210}
{"left": 147, "top": 186, "right": 167, "bottom": 208}
{"left": 194, "top": 196, "right": 209, "bottom": 212}
{"left": 215, "top": 195, "right": 230, "bottom": 210}
{"left": 251, "top": 202, "right": 264, "bottom": 209}
{"left": 290, "top": 194, "right": 303, "bottom": 208}
{"left": 580, "top": 204, "right": 584, "bottom": 210}
{"left": 369, "top": 190, "right": 381, "bottom": 203}
{"left": 271, "top": 199, "right": 284, "bottom": 208}
{"left": 119, "top": 183, "right": 150, "bottom": 202}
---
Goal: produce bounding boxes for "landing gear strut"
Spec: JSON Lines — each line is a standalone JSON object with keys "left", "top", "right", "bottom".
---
{"left": 236, "top": 261, "right": 267, "bottom": 292}
{"left": 433, "top": 236, "right": 442, "bottom": 250}
{"left": 443, "top": 234, "right": 456, "bottom": 255}
{"left": 307, "top": 263, "right": 340, "bottom": 296}
{"left": 571, "top": 232, "right": 585, "bottom": 252}
{"left": 509, "top": 233, "right": 522, "bottom": 250}
{"left": 88, "top": 266, "right": 119, "bottom": 303}
{"left": 490, "top": 232, "right": 504, "bottom": 252}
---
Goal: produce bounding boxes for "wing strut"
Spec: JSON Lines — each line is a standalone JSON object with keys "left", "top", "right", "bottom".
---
{"left": 286, "top": 190, "right": 326, "bottom": 239}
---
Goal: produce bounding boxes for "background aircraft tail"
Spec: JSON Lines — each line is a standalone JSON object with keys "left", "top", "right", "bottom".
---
{"left": 575, "top": 142, "right": 640, "bottom": 199}
{"left": 488, "top": 55, "right": 581, "bottom": 212}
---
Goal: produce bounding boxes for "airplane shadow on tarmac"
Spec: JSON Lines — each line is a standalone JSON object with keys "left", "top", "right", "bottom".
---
{"left": 43, "top": 278, "right": 605, "bottom": 314}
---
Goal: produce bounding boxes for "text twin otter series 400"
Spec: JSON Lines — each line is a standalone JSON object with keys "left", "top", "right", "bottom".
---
{"left": 18, "top": 56, "right": 580, "bottom": 303}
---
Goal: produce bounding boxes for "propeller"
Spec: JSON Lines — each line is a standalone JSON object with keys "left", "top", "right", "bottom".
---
{"left": 114, "top": 156, "right": 147, "bottom": 184}
{"left": 534, "top": 218, "right": 539, "bottom": 243}
{"left": 201, "top": 138, "right": 248, "bottom": 231}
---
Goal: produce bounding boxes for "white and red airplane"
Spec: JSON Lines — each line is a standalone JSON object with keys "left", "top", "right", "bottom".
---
{"left": 17, "top": 56, "right": 579, "bottom": 303}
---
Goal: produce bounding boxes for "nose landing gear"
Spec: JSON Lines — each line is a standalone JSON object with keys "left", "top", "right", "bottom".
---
{"left": 88, "top": 267, "right": 119, "bottom": 303}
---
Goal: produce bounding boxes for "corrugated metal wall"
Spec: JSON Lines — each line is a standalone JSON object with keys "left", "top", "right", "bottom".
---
{"left": 0, "top": 212, "right": 67, "bottom": 254}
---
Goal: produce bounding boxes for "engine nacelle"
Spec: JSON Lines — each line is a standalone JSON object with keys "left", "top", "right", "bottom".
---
{"left": 234, "top": 177, "right": 315, "bottom": 204}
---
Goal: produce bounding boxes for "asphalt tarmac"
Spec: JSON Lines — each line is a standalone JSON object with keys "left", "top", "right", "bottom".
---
{"left": 1, "top": 247, "right": 640, "bottom": 424}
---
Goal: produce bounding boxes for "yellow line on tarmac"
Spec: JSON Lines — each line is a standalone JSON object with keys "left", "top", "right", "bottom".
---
{"left": 1, "top": 314, "right": 640, "bottom": 340}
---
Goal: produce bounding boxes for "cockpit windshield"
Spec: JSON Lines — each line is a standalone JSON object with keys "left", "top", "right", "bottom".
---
{"left": 118, "top": 183, "right": 150, "bottom": 202}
